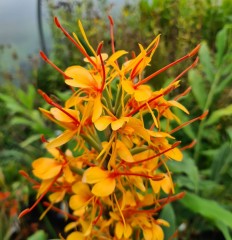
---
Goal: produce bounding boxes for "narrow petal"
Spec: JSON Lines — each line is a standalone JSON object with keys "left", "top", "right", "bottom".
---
{"left": 50, "top": 107, "right": 78, "bottom": 122}
{"left": 115, "top": 221, "right": 124, "bottom": 239}
{"left": 46, "top": 129, "right": 77, "bottom": 149}
{"left": 92, "top": 95, "right": 103, "bottom": 122}
{"left": 116, "top": 140, "right": 134, "bottom": 162}
{"left": 107, "top": 50, "right": 128, "bottom": 65}
{"left": 169, "top": 100, "right": 189, "bottom": 114}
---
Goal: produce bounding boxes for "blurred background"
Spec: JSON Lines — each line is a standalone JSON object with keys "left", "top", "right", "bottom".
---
{"left": 0, "top": 0, "right": 232, "bottom": 239}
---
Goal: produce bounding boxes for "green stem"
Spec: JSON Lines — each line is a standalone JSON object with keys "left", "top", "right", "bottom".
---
{"left": 114, "top": 83, "right": 122, "bottom": 114}
{"left": 38, "top": 204, "right": 57, "bottom": 238}
{"left": 194, "top": 70, "right": 221, "bottom": 161}
{"left": 116, "top": 94, "right": 130, "bottom": 118}
{"left": 104, "top": 87, "right": 114, "bottom": 113}
{"left": 81, "top": 134, "right": 102, "bottom": 153}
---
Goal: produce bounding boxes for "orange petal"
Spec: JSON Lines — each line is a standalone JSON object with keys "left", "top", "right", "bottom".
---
{"left": 46, "top": 129, "right": 77, "bottom": 149}
{"left": 32, "top": 158, "right": 62, "bottom": 180}
{"left": 107, "top": 50, "right": 128, "bottom": 64}
{"left": 165, "top": 147, "right": 183, "bottom": 161}
{"left": 72, "top": 182, "right": 91, "bottom": 195}
{"left": 111, "top": 117, "right": 128, "bottom": 131}
{"left": 92, "top": 95, "right": 103, "bottom": 122}
{"left": 49, "top": 190, "right": 65, "bottom": 203}
{"left": 67, "top": 231, "right": 85, "bottom": 240}
{"left": 65, "top": 66, "right": 96, "bottom": 88}
{"left": 69, "top": 194, "right": 90, "bottom": 210}
{"left": 152, "top": 223, "right": 164, "bottom": 240}
{"left": 134, "top": 85, "right": 152, "bottom": 102}
{"left": 91, "top": 178, "right": 116, "bottom": 197}
{"left": 116, "top": 140, "right": 134, "bottom": 162}
{"left": 122, "top": 80, "right": 134, "bottom": 94}
{"left": 94, "top": 116, "right": 114, "bottom": 131}
{"left": 82, "top": 167, "right": 108, "bottom": 184}
{"left": 115, "top": 221, "right": 124, "bottom": 239}
{"left": 50, "top": 107, "right": 79, "bottom": 122}
{"left": 169, "top": 100, "right": 189, "bottom": 114}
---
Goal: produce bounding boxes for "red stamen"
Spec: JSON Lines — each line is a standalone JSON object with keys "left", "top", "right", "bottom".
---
{"left": 54, "top": 17, "right": 97, "bottom": 69}
{"left": 19, "top": 170, "right": 62, "bottom": 218}
{"left": 38, "top": 89, "right": 80, "bottom": 125}
{"left": 123, "top": 141, "right": 181, "bottom": 166}
{"left": 180, "top": 140, "right": 197, "bottom": 151}
{"left": 97, "top": 42, "right": 106, "bottom": 92}
{"left": 108, "top": 16, "right": 115, "bottom": 54}
{"left": 40, "top": 134, "right": 48, "bottom": 143}
{"left": 40, "top": 51, "right": 71, "bottom": 79}
{"left": 114, "top": 171, "right": 165, "bottom": 181}
{"left": 169, "top": 111, "right": 208, "bottom": 134}
{"left": 93, "top": 200, "right": 103, "bottom": 225}
{"left": 170, "top": 57, "right": 199, "bottom": 84}
{"left": 135, "top": 44, "right": 200, "bottom": 87}
{"left": 174, "top": 87, "right": 192, "bottom": 101}
{"left": 19, "top": 170, "right": 38, "bottom": 185}
{"left": 126, "top": 84, "right": 177, "bottom": 117}
{"left": 43, "top": 201, "right": 78, "bottom": 221}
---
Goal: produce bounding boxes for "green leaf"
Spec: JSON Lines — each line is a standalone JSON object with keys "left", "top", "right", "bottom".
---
{"left": 205, "top": 104, "right": 232, "bottom": 126}
{"left": 188, "top": 69, "right": 207, "bottom": 110}
{"left": 160, "top": 204, "right": 177, "bottom": 240}
{"left": 10, "top": 117, "right": 32, "bottom": 126}
{"left": 20, "top": 134, "right": 41, "bottom": 148}
{"left": 199, "top": 42, "right": 215, "bottom": 82}
{"left": 211, "top": 142, "right": 232, "bottom": 181}
{"left": 216, "top": 27, "right": 228, "bottom": 66}
{"left": 216, "top": 71, "right": 232, "bottom": 95}
{"left": 214, "top": 220, "right": 232, "bottom": 240}
{"left": 180, "top": 192, "right": 232, "bottom": 229}
{"left": 27, "top": 230, "right": 47, "bottom": 240}
{"left": 168, "top": 153, "right": 199, "bottom": 191}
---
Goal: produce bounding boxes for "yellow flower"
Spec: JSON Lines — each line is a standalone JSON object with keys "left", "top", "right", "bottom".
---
{"left": 82, "top": 167, "right": 116, "bottom": 197}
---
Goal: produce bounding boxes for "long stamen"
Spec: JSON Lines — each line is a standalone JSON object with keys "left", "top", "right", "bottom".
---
{"left": 42, "top": 201, "right": 78, "bottom": 221}
{"left": 40, "top": 51, "right": 71, "bottom": 79}
{"left": 174, "top": 87, "right": 192, "bottom": 101}
{"left": 108, "top": 16, "right": 115, "bottom": 54}
{"left": 170, "top": 57, "right": 199, "bottom": 84}
{"left": 113, "top": 171, "right": 165, "bottom": 181}
{"left": 135, "top": 44, "right": 200, "bottom": 87}
{"left": 54, "top": 17, "right": 97, "bottom": 69}
{"left": 18, "top": 170, "right": 62, "bottom": 218}
{"left": 126, "top": 83, "right": 177, "bottom": 117}
{"left": 38, "top": 89, "right": 80, "bottom": 125}
{"left": 169, "top": 111, "right": 208, "bottom": 134}
{"left": 180, "top": 140, "right": 197, "bottom": 151}
{"left": 97, "top": 42, "right": 106, "bottom": 93}
{"left": 123, "top": 141, "right": 181, "bottom": 166}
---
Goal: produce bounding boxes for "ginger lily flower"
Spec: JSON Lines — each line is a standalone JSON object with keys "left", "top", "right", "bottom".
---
{"left": 19, "top": 15, "right": 208, "bottom": 240}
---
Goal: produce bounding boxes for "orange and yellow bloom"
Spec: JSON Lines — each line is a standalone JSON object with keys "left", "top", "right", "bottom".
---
{"left": 19, "top": 16, "right": 207, "bottom": 240}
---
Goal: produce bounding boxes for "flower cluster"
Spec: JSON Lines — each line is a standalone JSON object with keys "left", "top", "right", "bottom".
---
{"left": 19, "top": 16, "right": 207, "bottom": 240}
